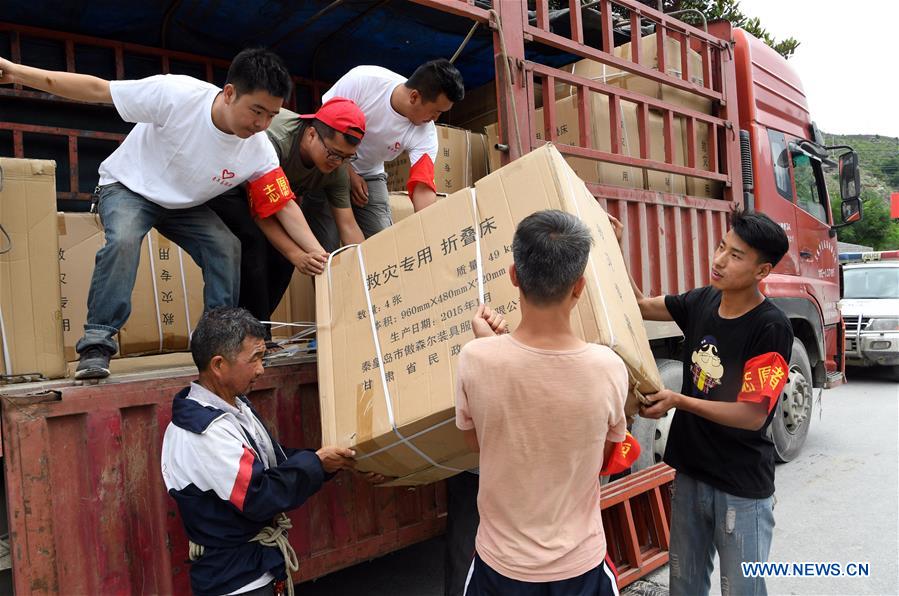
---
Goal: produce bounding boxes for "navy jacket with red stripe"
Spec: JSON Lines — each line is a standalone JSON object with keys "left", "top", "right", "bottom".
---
{"left": 161, "top": 385, "right": 329, "bottom": 596}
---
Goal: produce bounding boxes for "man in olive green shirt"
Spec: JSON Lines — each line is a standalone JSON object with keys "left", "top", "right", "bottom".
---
{"left": 210, "top": 98, "right": 366, "bottom": 345}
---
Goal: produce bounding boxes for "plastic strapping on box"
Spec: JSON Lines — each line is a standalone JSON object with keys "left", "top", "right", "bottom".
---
{"left": 352, "top": 247, "right": 463, "bottom": 472}
{"left": 470, "top": 188, "right": 485, "bottom": 304}
{"left": 145, "top": 234, "right": 165, "bottom": 353}
{"left": 0, "top": 304, "right": 12, "bottom": 374}
{"left": 562, "top": 163, "right": 617, "bottom": 348}
{"left": 464, "top": 130, "right": 472, "bottom": 187}
{"left": 177, "top": 247, "right": 194, "bottom": 339}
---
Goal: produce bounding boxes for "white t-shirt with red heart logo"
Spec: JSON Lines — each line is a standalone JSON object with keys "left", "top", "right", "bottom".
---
{"left": 98, "top": 74, "right": 280, "bottom": 209}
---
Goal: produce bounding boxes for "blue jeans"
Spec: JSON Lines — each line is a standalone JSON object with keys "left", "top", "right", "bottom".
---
{"left": 75, "top": 182, "right": 240, "bottom": 354}
{"left": 668, "top": 472, "right": 775, "bottom": 596}
{"left": 301, "top": 173, "right": 392, "bottom": 251}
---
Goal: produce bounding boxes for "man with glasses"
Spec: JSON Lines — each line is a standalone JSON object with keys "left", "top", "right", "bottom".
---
{"left": 209, "top": 97, "right": 366, "bottom": 349}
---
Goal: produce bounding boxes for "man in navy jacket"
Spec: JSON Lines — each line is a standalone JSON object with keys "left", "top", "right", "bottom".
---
{"left": 161, "top": 307, "right": 358, "bottom": 595}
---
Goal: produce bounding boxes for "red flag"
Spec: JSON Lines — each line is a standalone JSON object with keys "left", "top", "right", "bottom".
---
{"left": 891, "top": 192, "right": 899, "bottom": 220}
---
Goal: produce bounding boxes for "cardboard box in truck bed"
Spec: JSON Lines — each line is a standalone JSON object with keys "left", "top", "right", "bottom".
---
{"left": 384, "top": 125, "right": 490, "bottom": 195}
{"left": 316, "top": 145, "right": 661, "bottom": 485}
{"left": 0, "top": 158, "right": 66, "bottom": 380}
{"left": 57, "top": 213, "right": 300, "bottom": 362}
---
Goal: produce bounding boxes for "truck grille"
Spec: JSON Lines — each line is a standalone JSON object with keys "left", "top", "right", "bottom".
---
{"left": 845, "top": 316, "right": 871, "bottom": 333}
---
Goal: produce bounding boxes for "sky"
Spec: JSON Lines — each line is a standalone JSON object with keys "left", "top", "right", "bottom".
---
{"left": 744, "top": 0, "right": 899, "bottom": 139}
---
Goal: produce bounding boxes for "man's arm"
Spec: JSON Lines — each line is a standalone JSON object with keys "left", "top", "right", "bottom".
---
{"left": 330, "top": 206, "right": 365, "bottom": 245}
{"left": 640, "top": 389, "right": 769, "bottom": 431}
{"left": 347, "top": 167, "right": 369, "bottom": 207}
{"left": 462, "top": 429, "right": 480, "bottom": 453}
{"left": 273, "top": 200, "right": 328, "bottom": 254}
{"left": 608, "top": 215, "right": 672, "bottom": 321}
{"left": 255, "top": 214, "right": 328, "bottom": 275}
{"left": 0, "top": 57, "right": 111, "bottom": 103}
{"left": 410, "top": 183, "right": 437, "bottom": 212}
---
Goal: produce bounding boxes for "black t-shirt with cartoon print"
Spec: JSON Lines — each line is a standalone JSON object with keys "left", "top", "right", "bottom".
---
{"left": 663, "top": 286, "right": 793, "bottom": 498}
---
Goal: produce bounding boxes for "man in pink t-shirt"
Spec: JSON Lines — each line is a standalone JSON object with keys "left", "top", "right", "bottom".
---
{"left": 455, "top": 210, "right": 628, "bottom": 596}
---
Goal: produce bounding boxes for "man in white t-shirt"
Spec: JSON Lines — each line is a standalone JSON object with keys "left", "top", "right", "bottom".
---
{"left": 302, "top": 59, "right": 465, "bottom": 245}
{"left": 0, "top": 49, "right": 328, "bottom": 380}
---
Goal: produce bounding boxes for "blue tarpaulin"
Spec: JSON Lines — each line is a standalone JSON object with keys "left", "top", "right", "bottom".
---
{"left": 2, "top": 1, "right": 615, "bottom": 89}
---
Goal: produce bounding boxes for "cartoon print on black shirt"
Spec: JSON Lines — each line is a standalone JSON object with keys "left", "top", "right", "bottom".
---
{"left": 691, "top": 335, "right": 723, "bottom": 393}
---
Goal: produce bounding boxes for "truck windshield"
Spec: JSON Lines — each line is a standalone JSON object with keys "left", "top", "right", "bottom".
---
{"left": 843, "top": 267, "right": 899, "bottom": 299}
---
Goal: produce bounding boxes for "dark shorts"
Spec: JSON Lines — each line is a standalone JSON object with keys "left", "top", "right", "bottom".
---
{"left": 463, "top": 552, "right": 619, "bottom": 596}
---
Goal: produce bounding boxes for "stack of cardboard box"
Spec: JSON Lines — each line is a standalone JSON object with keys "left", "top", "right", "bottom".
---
{"left": 57, "top": 212, "right": 312, "bottom": 361}
{"left": 0, "top": 158, "right": 66, "bottom": 380}
{"left": 384, "top": 124, "right": 490, "bottom": 195}
{"left": 484, "top": 34, "right": 720, "bottom": 198}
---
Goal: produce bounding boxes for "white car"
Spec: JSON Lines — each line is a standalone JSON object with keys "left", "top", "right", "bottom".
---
{"left": 840, "top": 253, "right": 899, "bottom": 379}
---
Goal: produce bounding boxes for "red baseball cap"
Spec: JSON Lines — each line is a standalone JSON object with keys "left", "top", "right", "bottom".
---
{"left": 301, "top": 97, "right": 366, "bottom": 140}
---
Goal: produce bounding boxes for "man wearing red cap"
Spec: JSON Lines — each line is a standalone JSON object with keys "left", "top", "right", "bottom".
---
{"left": 210, "top": 97, "right": 367, "bottom": 348}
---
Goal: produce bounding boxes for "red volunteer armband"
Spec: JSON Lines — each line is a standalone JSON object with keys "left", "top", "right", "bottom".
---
{"left": 247, "top": 167, "right": 295, "bottom": 218}
{"left": 407, "top": 154, "right": 436, "bottom": 197}
{"left": 737, "top": 352, "right": 789, "bottom": 414}
{"left": 600, "top": 432, "right": 641, "bottom": 476}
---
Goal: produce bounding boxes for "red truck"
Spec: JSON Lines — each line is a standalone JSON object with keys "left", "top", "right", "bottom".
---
{"left": 0, "top": 0, "right": 860, "bottom": 593}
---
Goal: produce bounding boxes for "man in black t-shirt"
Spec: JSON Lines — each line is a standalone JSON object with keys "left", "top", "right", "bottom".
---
{"left": 612, "top": 208, "right": 792, "bottom": 596}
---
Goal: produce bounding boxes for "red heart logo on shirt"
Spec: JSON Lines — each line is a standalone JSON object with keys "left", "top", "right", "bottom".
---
{"left": 221, "top": 169, "right": 235, "bottom": 179}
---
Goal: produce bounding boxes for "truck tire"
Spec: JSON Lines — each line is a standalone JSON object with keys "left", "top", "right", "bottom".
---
{"left": 771, "top": 338, "right": 813, "bottom": 463}
{"left": 631, "top": 358, "right": 683, "bottom": 470}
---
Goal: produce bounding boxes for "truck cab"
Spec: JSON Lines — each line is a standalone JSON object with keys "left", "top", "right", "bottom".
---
{"left": 840, "top": 251, "right": 899, "bottom": 378}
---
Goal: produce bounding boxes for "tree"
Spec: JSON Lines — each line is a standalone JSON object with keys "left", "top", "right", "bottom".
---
{"left": 880, "top": 154, "right": 899, "bottom": 189}
{"left": 657, "top": 0, "right": 799, "bottom": 58}
{"left": 545, "top": 1, "right": 799, "bottom": 57}
{"left": 830, "top": 188, "right": 899, "bottom": 251}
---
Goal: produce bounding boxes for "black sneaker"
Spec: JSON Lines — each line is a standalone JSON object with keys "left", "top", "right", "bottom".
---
{"left": 74, "top": 346, "right": 113, "bottom": 380}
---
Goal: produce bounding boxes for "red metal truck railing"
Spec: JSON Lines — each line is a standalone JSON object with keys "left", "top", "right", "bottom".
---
{"left": 0, "top": 21, "right": 327, "bottom": 202}
{"left": 1, "top": 363, "right": 447, "bottom": 594}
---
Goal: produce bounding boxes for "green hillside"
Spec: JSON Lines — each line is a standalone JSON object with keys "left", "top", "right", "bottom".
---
{"left": 823, "top": 133, "right": 898, "bottom": 250}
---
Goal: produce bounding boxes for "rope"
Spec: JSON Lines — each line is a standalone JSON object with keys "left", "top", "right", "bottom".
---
{"left": 488, "top": 9, "right": 523, "bottom": 158}
{"left": 189, "top": 512, "right": 299, "bottom": 596}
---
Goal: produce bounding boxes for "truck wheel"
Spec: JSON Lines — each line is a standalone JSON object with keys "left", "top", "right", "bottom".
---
{"left": 631, "top": 359, "right": 683, "bottom": 470}
{"left": 771, "top": 339, "right": 813, "bottom": 463}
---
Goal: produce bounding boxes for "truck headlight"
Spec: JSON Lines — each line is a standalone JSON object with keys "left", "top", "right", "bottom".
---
{"left": 868, "top": 318, "right": 899, "bottom": 331}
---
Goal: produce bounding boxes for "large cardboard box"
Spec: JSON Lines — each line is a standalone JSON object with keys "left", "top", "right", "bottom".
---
{"left": 388, "top": 192, "right": 415, "bottom": 224}
{"left": 485, "top": 94, "right": 642, "bottom": 190}
{"left": 563, "top": 38, "right": 718, "bottom": 197}
{"left": 105, "top": 229, "right": 204, "bottom": 355}
{"left": 0, "top": 159, "right": 66, "bottom": 380}
{"left": 317, "top": 145, "right": 662, "bottom": 485}
{"left": 571, "top": 35, "right": 710, "bottom": 114}
{"left": 384, "top": 125, "right": 490, "bottom": 195}
{"left": 445, "top": 80, "right": 566, "bottom": 133}
{"left": 58, "top": 214, "right": 206, "bottom": 358}
{"left": 57, "top": 213, "right": 105, "bottom": 362}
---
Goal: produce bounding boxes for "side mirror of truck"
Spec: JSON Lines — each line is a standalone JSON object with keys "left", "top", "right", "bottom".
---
{"left": 839, "top": 151, "right": 861, "bottom": 202}
{"left": 830, "top": 151, "right": 863, "bottom": 236}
